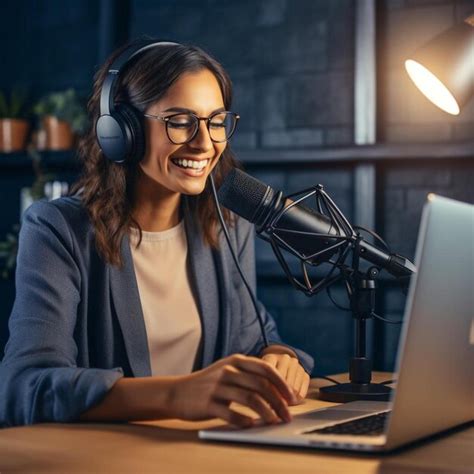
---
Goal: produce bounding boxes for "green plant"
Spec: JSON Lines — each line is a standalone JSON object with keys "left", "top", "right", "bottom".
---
{"left": 0, "top": 87, "right": 30, "bottom": 119}
{"left": 0, "top": 224, "right": 19, "bottom": 279}
{"left": 27, "top": 147, "right": 57, "bottom": 199}
{"left": 33, "top": 88, "right": 88, "bottom": 134}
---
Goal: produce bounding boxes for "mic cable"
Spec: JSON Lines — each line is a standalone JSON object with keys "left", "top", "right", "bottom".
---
{"left": 209, "top": 171, "right": 269, "bottom": 349}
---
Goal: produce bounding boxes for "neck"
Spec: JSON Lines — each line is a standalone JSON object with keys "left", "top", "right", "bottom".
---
{"left": 132, "top": 168, "right": 182, "bottom": 232}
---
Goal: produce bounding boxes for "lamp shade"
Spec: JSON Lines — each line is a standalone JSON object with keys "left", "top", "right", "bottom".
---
{"left": 405, "top": 18, "right": 474, "bottom": 115}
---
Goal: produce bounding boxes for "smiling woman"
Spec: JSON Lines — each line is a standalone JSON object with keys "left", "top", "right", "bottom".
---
{"left": 0, "top": 39, "right": 313, "bottom": 428}
{"left": 79, "top": 41, "right": 240, "bottom": 258}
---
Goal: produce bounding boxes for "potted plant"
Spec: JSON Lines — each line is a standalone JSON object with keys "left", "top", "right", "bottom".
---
{"left": 33, "top": 88, "right": 88, "bottom": 150}
{"left": 0, "top": 88, "right": 30, "bottom": 153}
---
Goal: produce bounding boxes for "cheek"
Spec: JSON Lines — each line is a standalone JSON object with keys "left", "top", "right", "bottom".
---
{"left": 142, "top": 143, "right": 182, "bottom": 173}
{"left": 210, "top": 144, "right": 227, "bottom": 169}
{"left": 144, "top": 124, "right": 181, "bottom": 168}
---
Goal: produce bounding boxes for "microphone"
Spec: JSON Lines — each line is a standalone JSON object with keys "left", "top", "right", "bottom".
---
{"left": 217, "top": 168, "right": 416, "bottom": 279}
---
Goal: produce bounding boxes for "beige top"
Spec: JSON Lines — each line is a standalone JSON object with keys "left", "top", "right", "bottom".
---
{"left": 129, "top": 221, "right": 202, "bottom": 376}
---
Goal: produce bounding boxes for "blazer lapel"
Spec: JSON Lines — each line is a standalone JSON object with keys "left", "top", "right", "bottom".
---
{"left": 184, "top": 200, "right": 222, "bottom": 368}
{"left": 109, "top": 234, "right": 151, "bottom": 377}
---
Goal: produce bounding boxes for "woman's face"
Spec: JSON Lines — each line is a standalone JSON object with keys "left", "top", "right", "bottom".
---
{"left": 139, "top": 68, "right": 228, "bottom": 196}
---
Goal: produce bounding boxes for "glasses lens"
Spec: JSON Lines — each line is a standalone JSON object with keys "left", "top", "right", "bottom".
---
{"left": 166, "top": 114, "right": 198, "bottom": 144}
{"left": 209, "top": 112, "right": 237, "bottom": 143}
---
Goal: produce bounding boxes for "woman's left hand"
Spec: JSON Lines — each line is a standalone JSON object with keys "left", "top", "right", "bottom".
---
{"left": 260, "top": 347, "right": 310, "bottom": 405}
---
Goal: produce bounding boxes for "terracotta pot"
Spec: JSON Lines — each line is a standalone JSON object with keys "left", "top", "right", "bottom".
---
{"left": 0, "top": 118, "right": 30, "bottom": 152}
{"left": 43, "top": 115, "right": 74, "bottom": 150}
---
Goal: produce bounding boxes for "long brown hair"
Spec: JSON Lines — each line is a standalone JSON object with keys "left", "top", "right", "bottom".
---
{"left": 72, "top": 39, "right": 240, "bottom": 267}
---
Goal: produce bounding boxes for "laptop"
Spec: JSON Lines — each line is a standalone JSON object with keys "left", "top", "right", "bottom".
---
{"left": 199, "top": 194, "right": 474, "bottom": 452}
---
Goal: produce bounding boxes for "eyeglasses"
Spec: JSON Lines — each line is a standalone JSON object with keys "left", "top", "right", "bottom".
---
{"left": 143, "top": 110, "right": 240, "bottom": 144}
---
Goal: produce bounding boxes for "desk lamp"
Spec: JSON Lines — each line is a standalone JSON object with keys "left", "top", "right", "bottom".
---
{"left": 405, "top": 14, "right": 474, "bottom": 115}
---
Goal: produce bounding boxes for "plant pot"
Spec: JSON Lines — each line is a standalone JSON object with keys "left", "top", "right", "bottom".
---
{"left": 43, "top": 115, "right": 74, "bottom": 150}
{"left": 0, "top": 118, "right": 30, "bottom": 152}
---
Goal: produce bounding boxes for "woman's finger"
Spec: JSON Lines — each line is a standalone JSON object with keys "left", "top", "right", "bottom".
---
{"left": 274, "top": 354, "right": 291, "bottom": 381}
{"left": 293, "top": 367, "right": 306, "bottom": 397}
{"left": 210, "top": 400, "right": 255, "bottom": 428}
{"left": 285, "top": 357, "right": 300, "bottom": 391}
{"left": 220, "top": 366, "right": 291, "bottom": 422}
{"left": 291, "top": 368, "right": 309, "bottom": 404}
{"left": 213, "top": 385, "right": 280, "bottom": 424}
{"left": 230, "top": 355, "right": 294, "bottom": 403}
{"left": 261, "top": 353, "right": 278, "bottom": 368}
{"left": 299, "top": 373, "right": 310, "bottom": 400}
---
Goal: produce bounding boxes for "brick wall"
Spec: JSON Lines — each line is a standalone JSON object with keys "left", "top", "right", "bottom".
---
{"left": 131, "top": 0, "right": 355, "bottom": 150}
{"left": 1, "top": 0, "right": 472, "bottom": 373}
{"left": 380, "top": 161, "right": 474, "bottom": 259}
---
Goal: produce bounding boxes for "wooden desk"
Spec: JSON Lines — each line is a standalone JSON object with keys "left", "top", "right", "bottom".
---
{"left": 0, "top": 373, "right": 472, "bottom": 473}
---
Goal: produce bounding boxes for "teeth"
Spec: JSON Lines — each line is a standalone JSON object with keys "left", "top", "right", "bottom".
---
{"left": 173, "top": 158, "right": 208, "bottom": 170}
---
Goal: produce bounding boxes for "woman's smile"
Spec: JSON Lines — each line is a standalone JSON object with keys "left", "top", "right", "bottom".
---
{"left": 169, "top": 156, "right": 211, "bottom": 177}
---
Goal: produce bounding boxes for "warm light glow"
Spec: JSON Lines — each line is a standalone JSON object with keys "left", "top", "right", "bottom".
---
{"left": 427, "top": 193, "right": 436, "bottom": 202}
{"left": 405, "top": 59, "right": 460, "bottom": 115}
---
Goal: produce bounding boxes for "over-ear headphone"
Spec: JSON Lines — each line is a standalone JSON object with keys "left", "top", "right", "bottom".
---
{"left": 96, "top": 39, "right": 179, "bottom": 164}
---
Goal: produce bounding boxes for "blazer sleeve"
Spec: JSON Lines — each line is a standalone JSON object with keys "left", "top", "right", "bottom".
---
{"left": 0, "top": 200, "right": 123, "bottom": 427}
{"left": 232, "top": 217, "right": 314, "bottom": 375}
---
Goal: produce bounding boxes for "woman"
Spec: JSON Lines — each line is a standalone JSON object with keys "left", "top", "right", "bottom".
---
{"left": 0, "top": 39, "right": 313, "bottom": 428}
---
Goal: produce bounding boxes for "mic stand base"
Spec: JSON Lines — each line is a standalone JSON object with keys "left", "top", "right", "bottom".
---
{"left": 318, "top": 383, "right": 392, "bottom": 403}
{"left": 318, "top": 262, "right": 394, "bottom": 403}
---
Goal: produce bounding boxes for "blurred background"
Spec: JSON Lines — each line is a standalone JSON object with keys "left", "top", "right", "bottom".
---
{"left": 0, "top": 0, "right": 473, "bottom": 375}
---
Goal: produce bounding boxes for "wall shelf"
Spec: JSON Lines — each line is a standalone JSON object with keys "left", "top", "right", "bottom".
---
{"left": 235, "top": 141, "right": 474, "bottom": 165}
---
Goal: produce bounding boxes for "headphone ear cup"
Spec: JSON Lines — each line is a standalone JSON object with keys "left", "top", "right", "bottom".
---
{"left": 116, "top": 103, "right": 146, "bottom": 164}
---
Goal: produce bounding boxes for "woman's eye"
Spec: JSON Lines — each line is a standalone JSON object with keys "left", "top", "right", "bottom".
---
{"left": 169, "top": 121, "right": 193, "bottom": 129}
{"left": 210, "top": 121, "right": 226, "bottom": 128}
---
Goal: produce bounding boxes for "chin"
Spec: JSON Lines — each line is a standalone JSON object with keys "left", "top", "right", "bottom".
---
{"left": 180, "top": 182, "right": 208, "bottom": 196}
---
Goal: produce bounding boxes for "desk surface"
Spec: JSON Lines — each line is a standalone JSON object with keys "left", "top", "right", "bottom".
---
{"left": 0, "top": 373, "right": 472, "bottom": 474}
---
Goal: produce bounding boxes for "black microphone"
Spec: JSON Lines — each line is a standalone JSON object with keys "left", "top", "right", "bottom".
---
{"left": 218, "top": 168, "right": 416, "bottom": 278}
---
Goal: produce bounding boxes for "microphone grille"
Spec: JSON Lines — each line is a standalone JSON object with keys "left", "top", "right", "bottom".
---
{"left": 217, "top": 168, "right": 269, "bottom": 223}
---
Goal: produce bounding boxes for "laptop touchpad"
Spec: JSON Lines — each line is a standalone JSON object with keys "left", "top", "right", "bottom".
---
{"left": 297, "top": 409, "right": 373, "bottom": 425}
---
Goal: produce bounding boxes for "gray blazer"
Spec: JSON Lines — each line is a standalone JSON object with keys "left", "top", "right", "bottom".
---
{"left": 0, "top": 195, "right": 313, "bottom": 427}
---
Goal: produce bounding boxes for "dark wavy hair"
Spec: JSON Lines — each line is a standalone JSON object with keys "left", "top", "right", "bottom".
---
{"left": 72, "top": 39, "right": 240, "bottom": 267}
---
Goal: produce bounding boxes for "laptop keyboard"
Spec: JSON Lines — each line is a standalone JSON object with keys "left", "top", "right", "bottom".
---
{"left": 306, "top": 411, "right": 390, "bottom": 436}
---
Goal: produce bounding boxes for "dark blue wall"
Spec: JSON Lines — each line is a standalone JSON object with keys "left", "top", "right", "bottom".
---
{"left": 0, "top": 1, "right": 100, "bottom": 96}
{"left": 130, "top": 0, "right": 355, "bottom": 150}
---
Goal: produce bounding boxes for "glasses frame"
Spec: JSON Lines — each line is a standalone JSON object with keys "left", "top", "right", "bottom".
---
{"left": 143, "top": 110, "right": 240, "bottom": 144}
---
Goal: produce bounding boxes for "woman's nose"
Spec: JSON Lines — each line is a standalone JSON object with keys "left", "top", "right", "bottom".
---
{"left": 189, "top": 120, "right": 213, "bottom": 152}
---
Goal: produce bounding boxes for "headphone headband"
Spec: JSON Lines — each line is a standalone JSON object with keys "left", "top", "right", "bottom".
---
{"left": 100, "top": 40, "right": 179, "bottom": 116}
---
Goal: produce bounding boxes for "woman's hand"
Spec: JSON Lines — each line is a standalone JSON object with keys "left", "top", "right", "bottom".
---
{"left": 167, "top": 354, "right": 295, "bottom": 428}
{"left": 260, "top": 346, "right": 310, "bottom": 405}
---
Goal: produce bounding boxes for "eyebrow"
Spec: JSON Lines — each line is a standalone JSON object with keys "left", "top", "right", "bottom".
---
{"left": 162, "top": 106, "right": 226, "bottom": 114}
